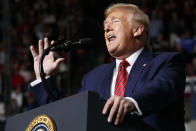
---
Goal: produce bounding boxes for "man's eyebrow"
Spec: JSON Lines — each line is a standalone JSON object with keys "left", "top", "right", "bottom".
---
{"left": 109, "top": 16, "right": 116, "bottom": 20}
{"left": 103, "top": 16, "right": 117, "bottom": 25}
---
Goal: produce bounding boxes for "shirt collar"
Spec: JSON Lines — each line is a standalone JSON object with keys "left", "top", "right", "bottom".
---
{"left": 115, "top": 47, "right": 144, "bottom": 69}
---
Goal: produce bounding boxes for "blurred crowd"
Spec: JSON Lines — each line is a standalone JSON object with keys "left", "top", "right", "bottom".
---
{"left": 0, "top": 0, "right": 195, "bottom": 120}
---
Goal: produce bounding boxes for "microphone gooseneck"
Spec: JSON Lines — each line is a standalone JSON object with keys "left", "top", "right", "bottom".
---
{"left": 50, "top": 37, "right": 92, "bottom": 51}
{"left": 39, "top": 37, "right": 92, "bottom": 101}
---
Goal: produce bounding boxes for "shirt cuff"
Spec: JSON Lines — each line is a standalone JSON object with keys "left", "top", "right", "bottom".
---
{"left": 125, "top": 97, "right": 142, "bottom": 116}
{"left": 30, "top": 76, "right": 51, "bottom": 87}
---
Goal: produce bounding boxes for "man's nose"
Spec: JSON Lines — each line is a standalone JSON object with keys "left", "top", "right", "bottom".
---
{"left": 104, "top": 24, "right": 112, "bottom": 32}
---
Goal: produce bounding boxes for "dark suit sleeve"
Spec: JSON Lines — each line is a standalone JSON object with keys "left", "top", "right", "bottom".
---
{"left": 28, "top": 77, "right": 59, "bottom": 106}
{"left": 79, "top": 76, "right": 86, "bottom": 93}
{"left": 131, "top": 53, "right": 186, "bottom": 116}
{"left": 79, "top": 69, "right": 93, "bottom": 93}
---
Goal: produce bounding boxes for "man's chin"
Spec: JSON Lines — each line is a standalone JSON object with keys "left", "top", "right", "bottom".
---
{"left": 108, "top": 50, "right": 127, "bottom": 60}
{"left": 107, "top": 49, "right": 116, "bottom": 55}
{"left": 108, "top": 51, "right": 119, "bottom": 59}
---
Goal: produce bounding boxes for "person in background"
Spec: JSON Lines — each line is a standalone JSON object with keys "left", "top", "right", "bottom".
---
{"left": 177, "top": 29, "right": 196, "bottom": 63}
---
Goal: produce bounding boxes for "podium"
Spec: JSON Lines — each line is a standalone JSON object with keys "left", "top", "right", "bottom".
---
{"left": 5, "top": 91, "right": 156, "bottom": 131}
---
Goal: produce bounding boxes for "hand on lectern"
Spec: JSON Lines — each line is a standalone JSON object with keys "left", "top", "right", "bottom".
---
{"left": 30, "top": 37, "right": 65, "bottom": 80}
{"left": 102, "top": 95, "right": 135, "bottom": 125}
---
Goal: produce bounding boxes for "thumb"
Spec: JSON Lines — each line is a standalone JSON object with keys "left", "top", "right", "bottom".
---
{"left": 54, "top": 58, "right": 65, "bottom": 68}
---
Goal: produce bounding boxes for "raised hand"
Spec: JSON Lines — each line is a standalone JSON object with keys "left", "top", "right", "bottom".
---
{"left": 30, "top": 37, "right": 65, "bottom": 79}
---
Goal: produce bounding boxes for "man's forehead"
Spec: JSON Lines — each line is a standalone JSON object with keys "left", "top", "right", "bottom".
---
{"left": 104, "top": 10, "right": 133, "bottom": 24}
{"left": 105, "top": 15, "right": 119, "bottom": 21}
{"left": 104, "top": 11, "right": 124, "bottom": 21}
{"left": 107, "top": 10, "right": 124, "bottom": 18}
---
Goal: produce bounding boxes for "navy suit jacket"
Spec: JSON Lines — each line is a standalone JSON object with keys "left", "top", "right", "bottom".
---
{"left": 30, "top": 48, "right": 186, "bottom": 131}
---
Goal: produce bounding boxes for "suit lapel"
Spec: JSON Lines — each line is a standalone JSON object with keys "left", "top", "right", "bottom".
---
{"left": 124, "top": 48, "right": 153, "bottom": 97}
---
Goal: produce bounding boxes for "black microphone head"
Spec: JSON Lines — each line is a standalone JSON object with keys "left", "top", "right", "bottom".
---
{"left": 72, "top": 38, "right": 93, "bottom": 49}
{"left": 51, "top": 37, "right": 93, "bottom": 51}
{"left": 77, "top": 38, "right": 93, "bottom": 44}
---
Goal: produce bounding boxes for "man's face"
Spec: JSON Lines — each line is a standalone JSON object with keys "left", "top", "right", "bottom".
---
{"left": 104, "top": 10, "right": 136, "bottom": 59}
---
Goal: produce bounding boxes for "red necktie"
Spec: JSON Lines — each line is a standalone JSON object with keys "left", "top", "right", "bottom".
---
{"left": 114, "top": 60, "right": 130, "bottom": 96}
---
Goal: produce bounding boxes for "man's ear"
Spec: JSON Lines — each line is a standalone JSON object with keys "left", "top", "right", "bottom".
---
{"left": 133, "top": 25, "right": 144, "bottom": 37}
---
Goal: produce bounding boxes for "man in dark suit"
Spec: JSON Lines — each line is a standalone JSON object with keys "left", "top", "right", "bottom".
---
{"left": 29, "top": 3, "right": 186, "bottom": 131}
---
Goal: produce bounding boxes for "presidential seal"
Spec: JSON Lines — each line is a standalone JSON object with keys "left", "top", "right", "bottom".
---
{"left": 25, "top": 115, "right": 56, "bottom": 131}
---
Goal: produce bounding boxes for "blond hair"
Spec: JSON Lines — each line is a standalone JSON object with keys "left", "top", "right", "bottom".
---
{"left": 105, "top": 3, "right": 151, "bottom": 50}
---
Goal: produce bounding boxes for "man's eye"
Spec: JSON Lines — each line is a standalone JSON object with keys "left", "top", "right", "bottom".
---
{"left": 113, "top": 19, "right": 120, "bottom": 23}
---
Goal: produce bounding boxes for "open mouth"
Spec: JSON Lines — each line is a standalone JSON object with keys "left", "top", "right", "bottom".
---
{"left": 107, "top": 35, "right": 116, "bottom": 42}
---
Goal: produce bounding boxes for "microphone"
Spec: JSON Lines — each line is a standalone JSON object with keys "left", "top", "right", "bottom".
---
{"left": 50, "top": 38, "right": 93, "bottom": 51}
{"left": 72, "top": 38, "right": 92, "bottom": 45}
{"left": 39, "top": 37, "right": 92, "bottom": 100}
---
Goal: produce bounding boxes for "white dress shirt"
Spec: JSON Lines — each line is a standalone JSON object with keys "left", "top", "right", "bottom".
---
{"left": 110, "top": 47, "right": 144, "bottom": 116}
{"left": 30, "top": 76, "right": 50, "bottom": 86}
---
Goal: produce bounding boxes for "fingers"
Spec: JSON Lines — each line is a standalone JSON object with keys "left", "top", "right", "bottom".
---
{"left": 30, "top": 37, "right": 50, "bottom": 59}
{"left": 44, "top": 37, "right": 49, "bottom": 49}
{"left": 38, "top": 37, "right": 50, "bottom": 55}
{"left": 30, "top": 45, "right": 38, "bottom": 58}
{"left": 30, "top": 37, "right": 65, "bottom": 78}
{"left": 102, "top": 96, "right": 120, "bottom": 123}
{"left": 38, "top": 40, "right": 44, "bottom": 55}
{"left": 119, "top": 103, "right": 129, "bottom": 124}
{"left": 103, "top": 96, "right": 135, "bottom": 125}
{"left": 107, "top": 98, "right": 120, "bottom": 123}
{"left": 54, "top": 58, "right": 65, "bottom": 68}
{"left": 115, "top": 100, "right": 124, "bottom": 125}
{"left": 102, "top": 96, "right": 114, "bottom": 115}
{"left": 51, "top": 40, "right": 55, "bottom": 45}
{"left": 49, "top": 40, "right": 55, "bottom": 57}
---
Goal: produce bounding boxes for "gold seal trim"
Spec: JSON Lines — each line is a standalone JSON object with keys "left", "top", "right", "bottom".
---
{"left": 25, "top": 115, "right": 56, "bottom": 131}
